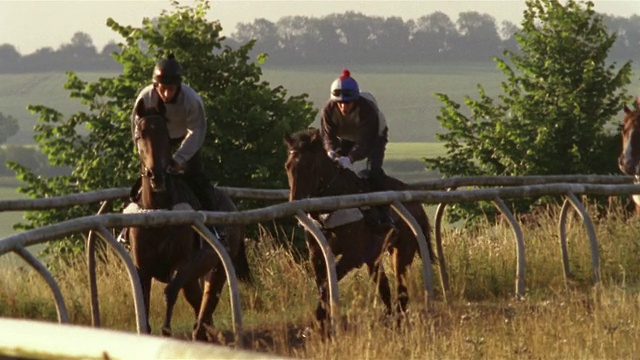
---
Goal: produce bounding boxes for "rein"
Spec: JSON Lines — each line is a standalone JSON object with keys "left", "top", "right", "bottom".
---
{"left": 316, "top": 167, "right": 342, "bottom": 197}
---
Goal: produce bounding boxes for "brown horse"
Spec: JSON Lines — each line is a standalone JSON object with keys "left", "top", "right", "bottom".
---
{"left": 618, "top": 98, "right": 640, "bottom": 176}
{"left": 129, "top": 99, "right": 250, "bottom": 341}
{"left": 618, "top": 97, "right": 640, "bottom": 211}
{"left": 284, "top": 128, "right": 435, "bottom": 332}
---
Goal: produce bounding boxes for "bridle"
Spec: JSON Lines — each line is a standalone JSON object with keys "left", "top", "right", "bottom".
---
{"left": 288, "top": 149, "right": 342, "bottom": 198}
{"left": 135, "top": 115, "right": 171, "bottom": 193}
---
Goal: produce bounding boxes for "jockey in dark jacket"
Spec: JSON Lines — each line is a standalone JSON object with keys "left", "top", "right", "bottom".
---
{"left": 320, "top": 69, "right": 393, "bottom": 229}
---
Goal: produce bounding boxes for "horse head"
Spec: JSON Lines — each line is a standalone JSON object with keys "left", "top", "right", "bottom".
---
{"left": 284, "top": 128, "right": 338, "bottom": 201}
{"left": 134, "top": 99, "right": 171, "bottom": 193}
{"left": 618, "top": 97, "right": 640, "bottom": 176}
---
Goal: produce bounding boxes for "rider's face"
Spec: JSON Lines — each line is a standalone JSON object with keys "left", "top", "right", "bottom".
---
{"left": 337, "top": 101, "right": 355, "bottom": 116}
{"left": 155, "top": 83, "right": 179, "bottom": 102}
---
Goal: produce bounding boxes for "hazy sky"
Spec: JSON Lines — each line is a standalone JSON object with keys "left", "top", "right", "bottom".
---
{"left": 1, "top": 0, "right": 638, "bottom": 55}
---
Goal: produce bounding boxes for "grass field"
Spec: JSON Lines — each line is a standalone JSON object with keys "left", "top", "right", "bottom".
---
{"left": 3, "top": 204, "right": 640, "bottom": 358}
{"left": 0, "top": 186, "right": 30, "bottom": 267}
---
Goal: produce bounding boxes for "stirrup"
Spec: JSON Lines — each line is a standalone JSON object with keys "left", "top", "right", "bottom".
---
{"left": 210, "top": 226, "right": 228, "bottom": 250}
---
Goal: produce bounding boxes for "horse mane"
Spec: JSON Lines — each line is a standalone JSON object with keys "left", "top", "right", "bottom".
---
{"left": 284, "top": 128, "right": 324, "bottom": 153}
{"left": 135, "top": 97, "right": 167, "bottom": 119}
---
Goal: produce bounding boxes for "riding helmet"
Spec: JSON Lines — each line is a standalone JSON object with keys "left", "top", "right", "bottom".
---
{"left": 330, "top": 69, "right": 360, "bottom": 102}
{"left": 152, "top": 54, "right": 182, "bottom": 85}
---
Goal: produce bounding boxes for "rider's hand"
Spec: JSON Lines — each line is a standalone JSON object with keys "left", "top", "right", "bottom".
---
{"left": 167, "top": 159, "right": 184, "bottom": 174}
{"left": 327, "top": 150, "right": 338, "bottom": 160}
{"left": 337, "top": 156, "right": 351, "bottom": 168}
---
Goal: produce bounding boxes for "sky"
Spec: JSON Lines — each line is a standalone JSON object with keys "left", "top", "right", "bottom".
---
{"left": 0, "top": 0, "right": 638, "bottom": 55}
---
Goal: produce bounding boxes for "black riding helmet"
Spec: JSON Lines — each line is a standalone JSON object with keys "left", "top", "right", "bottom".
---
{"left": 152, "top": 54, "right": 182, "bottom": 85}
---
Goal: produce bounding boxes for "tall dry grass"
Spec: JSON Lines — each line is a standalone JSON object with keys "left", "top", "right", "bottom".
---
{"left": 2, "top": 203, "right": 640, "bottom": 358}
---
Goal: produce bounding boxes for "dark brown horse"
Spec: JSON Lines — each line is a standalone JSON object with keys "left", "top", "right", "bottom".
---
{"left": 129, "top": 100, "right": 250, "bottom": 341}
{"left": 284, "top": 128, "right": 435, "bottom": 331}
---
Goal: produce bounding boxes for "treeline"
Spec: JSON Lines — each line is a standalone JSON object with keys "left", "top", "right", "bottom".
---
{"left": 0, "top": 10, "right": 638, "bottom": 73}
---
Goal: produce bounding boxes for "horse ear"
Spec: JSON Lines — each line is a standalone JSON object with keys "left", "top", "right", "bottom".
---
{"left": 309, "top": 128, "right": 321, "bottom": 142}
{"left": 637, "top": 96, "right": 640, "bottom": 108}
{"left": 284, "top": 133, "right": 294, "bottom": 147}
{"left": 624, "top": 104, "right": 631, "bottom": 114}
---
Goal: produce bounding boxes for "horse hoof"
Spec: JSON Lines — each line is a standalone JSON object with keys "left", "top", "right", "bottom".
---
{"left": 161, "top": 327, "right": 172, "bottom": 337}
{"left": 192, "top": 327, "right": 207, "bottom": 342}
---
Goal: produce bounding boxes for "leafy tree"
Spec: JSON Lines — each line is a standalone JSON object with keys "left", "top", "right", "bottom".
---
{"left": 424, "top": 0, "right": 632, "bottom": 226}
{"left": 7, "top": 0, "right": 316, "bottom": 258}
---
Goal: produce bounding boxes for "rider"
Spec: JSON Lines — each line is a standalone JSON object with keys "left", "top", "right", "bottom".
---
{"left": 319, "top": 69, "right": 393, "bottom": 230}
{"left": 130, "top": 54, "right": 216, "bottom": 214}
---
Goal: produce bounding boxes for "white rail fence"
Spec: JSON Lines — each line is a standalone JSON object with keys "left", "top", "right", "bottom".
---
{"left": 0, "top": 175, "right": 639, "bottom": 356}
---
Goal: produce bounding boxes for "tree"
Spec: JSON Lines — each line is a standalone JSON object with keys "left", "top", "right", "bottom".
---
{"left": 0, "top": 111, "right": 20, "bottom": 176}
{"left": 7, "top": 0, "right": 316, "bottom": 258}
{"left": 424, "top": 0, "right": 632, "bottom": 225}
{"left": 410, "top": 12, "right": 458, "bottom": 61}
{"left": 454, "top": 11, "right": 502, "bottom": 61}
{"left": 0, "top": 112, "right": 19, "bottom": 144}
{"left": 0, "top": 44, "right": 22, "bottom": 72}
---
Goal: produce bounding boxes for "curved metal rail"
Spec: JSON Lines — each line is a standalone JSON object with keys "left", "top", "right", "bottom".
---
{"left": 2, "top": 181, "right": 640, "bottom": 338}
{"left": 294, "top": 209, "right": 340, "bottom": 337}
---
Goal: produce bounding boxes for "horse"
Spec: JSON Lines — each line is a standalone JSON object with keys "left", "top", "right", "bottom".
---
{"left": 284, "top": 128, "right": 435, "bottom": 333}
{"left": 618, "top": 97, "right": 640, "bottom": 211}
{"left": 618, "top": 98, "right": 640, "bottom": 176}
{"left": 128, "top": 99, "right": 251, "bottom": 341}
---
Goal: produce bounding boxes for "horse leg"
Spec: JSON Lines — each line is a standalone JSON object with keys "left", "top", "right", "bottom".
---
{"left": 391, "top": 238, "right": 418, "bottom": 315}
{"left": 363, "top": 231, "right": 392, "bottom": 316}
{"left": 193, "top": 266, "right": 226, "bottom": 342}
{"left": 136, "top": 269, "right": 153, "bottom": 334}
{"left": 366, "top": 259, "right": 392, "bottom": 316}
{"left": 161, "top": 278, "right": 180, "bottom": 337}
{"left": 181, "top": 279, "right": 204, "bottom": 330}
{"left": 314, "top": 250, "right": 359, "bottom": 337}
{"left": 162, "top": 249, "right": 217, "bottom": 337}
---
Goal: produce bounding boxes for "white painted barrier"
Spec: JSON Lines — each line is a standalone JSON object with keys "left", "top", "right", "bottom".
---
{"left": 0, "top": 318, "right": 287, "bottom": 359}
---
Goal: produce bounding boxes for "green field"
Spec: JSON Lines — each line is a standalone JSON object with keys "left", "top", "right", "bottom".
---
{"left": 1, "top": 64, "right": 508, "bottom": 145}
{"left": 261, "top": 63, "right": 505, "bottom": 143}
{"left": 3, "top": 62, "right": 637, "bottom": 146}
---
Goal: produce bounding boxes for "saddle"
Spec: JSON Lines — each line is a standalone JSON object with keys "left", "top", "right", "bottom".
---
{"left": 119, "top": 176, "right": 228, "bottom": 249}
{"left": 128, "top": 175, "right": 204, "bottom": 210}
{"left": 309, "top": 207, "right": 394, "bottom": 234}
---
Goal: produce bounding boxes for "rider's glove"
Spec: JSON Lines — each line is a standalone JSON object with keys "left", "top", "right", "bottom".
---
{"left": 337, "top": 156, "right": 351, "bottom": 168}
{"left": 167, "top": 159, "right": 185, "bottom": 174}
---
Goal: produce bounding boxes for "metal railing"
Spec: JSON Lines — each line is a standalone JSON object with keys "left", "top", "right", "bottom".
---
{"left": 1, "top": 175, "right": 640, "bottom": 347}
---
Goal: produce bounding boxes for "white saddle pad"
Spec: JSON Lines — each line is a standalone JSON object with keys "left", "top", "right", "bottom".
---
{"left": 122, "top": 202, "right": 193, "bottom": 214}
{"left": 317, "top": 208, "right": 364, "bottom": 229}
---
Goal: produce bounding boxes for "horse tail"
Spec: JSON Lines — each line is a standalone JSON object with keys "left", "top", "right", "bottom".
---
{"left": 233, "top": 239, "right": 253, "bottom": 285}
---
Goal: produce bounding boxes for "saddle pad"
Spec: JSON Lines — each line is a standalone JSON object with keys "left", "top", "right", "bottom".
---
{"left": 122, "top": 202, "right": 193, "bottom": 214}
{"left": 318, "top": 208, "right": 364, "bottom": 229}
